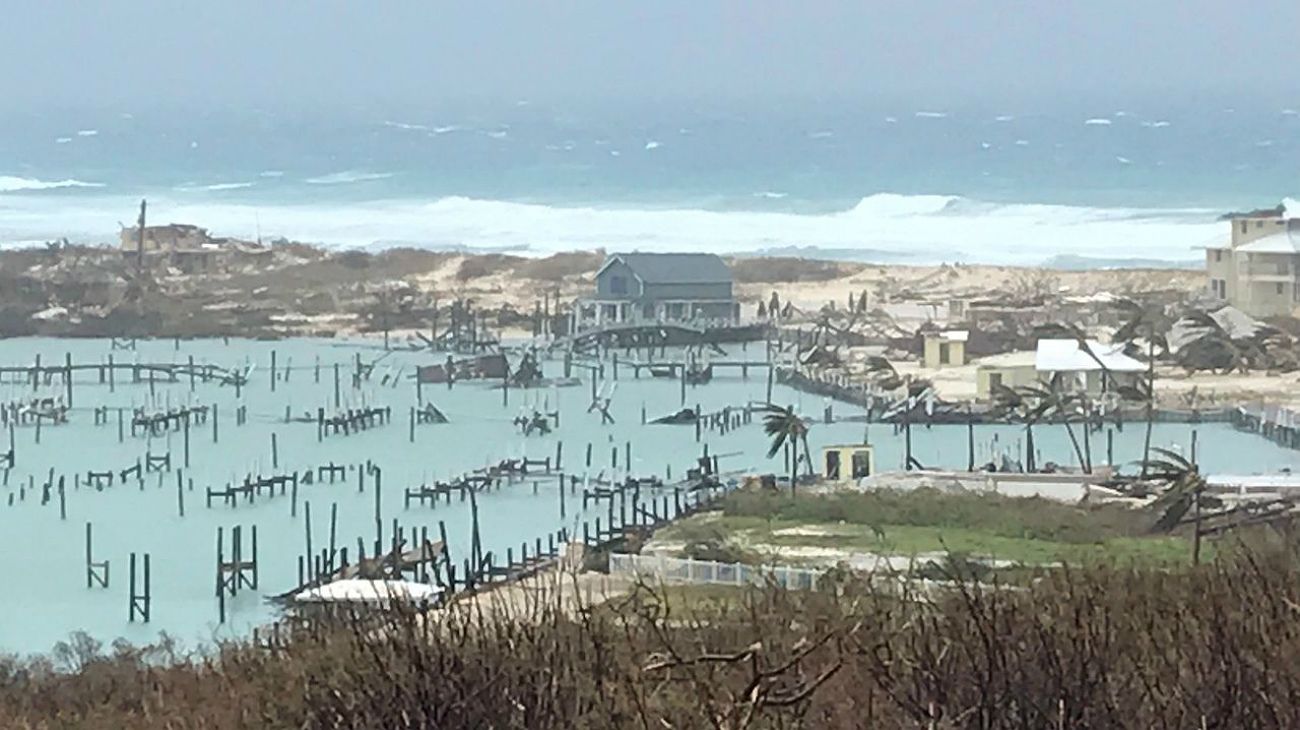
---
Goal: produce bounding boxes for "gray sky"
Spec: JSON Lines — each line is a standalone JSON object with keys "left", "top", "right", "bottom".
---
{"left": 4, "top": 1, "right": 1299, "bottom": 109}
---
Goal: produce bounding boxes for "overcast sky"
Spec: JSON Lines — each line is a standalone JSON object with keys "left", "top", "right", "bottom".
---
{"left": 4, "top": 1, "right": 1299, "bottom": 110}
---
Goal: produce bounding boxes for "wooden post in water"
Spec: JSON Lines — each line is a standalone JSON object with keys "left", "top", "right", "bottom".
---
{"left": 212, "top": 403, "right": 219, "bottom": 443}
{"left": 183, "top": 413, "right": 191, "bottom": 467}
{"left": 304, "top": 501, "right": 314, "bottom": 583}
{"left": 373, "top": 467, "right": 383, "bottom": 555}
{"left": 270, "top": 350, "right": 277, "bottom": 393}
{"left": 128, "top": 553, "right": 151, "bottom": 622}
{"left": 271, "top": 433, "right": 279, "bottom": 470}
{"left": 64, "top": 352, "right": 73, "bottom": 407}
{"left": 177, "top": 470, "right": 185, "bottom": 517}
{"left": 333, "top": 363, "right": 341, "bottom": 409}
{"left": 108, "top": 353, "right": 115, "bottom": 392}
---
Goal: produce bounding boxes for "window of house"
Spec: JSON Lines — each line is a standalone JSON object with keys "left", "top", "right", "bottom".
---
{"left": 939, "top": 342, "right": 951, "bottom": 365}
{"left": 1257, "top": 221, "right": 1265, "bottom": 229}
{"left": 1214, "top": 250, "right": 1222, "bottom": 262}
{"left": 609, "top": 275, "right": 627, "bottom": 295}
{"left": 989, "top": 372, "right": 1003, "bottom": 391}
{"left": 1241, "top": 221, "right": 1249, "bottom": 234}
{"left": 1277, "top": 283, "right": 1284, "bottom": 295}
{"left": 824, "top": 450, "right": 841, "bottom": 480}
{"left": 851, "top": 451, "right": 872, "bottom": 479}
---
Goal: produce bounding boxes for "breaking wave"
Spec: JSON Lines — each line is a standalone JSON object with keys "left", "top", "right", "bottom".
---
{"left": 0, "top": 176, "right": 104, "bottom": 192}
{"left": 304, "top": 171, "right": 395, "bottom": 185}
{"left": 0, "top": 192, "right": 1220, "bottom": 266}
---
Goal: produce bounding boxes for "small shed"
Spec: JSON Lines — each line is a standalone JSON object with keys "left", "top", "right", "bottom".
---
{"left": 923, "top": 330, "right": 968, "bottom": 368}
{"left": 974, "top": 351, "right": 1039, "bottom": 399}
{"left": 821, "top": 444, "right": 875, "bottom": 484}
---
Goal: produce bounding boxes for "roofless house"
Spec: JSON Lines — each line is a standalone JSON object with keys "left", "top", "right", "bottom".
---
{"left": 577, "top": 253, "right": 739, "bottom": 330}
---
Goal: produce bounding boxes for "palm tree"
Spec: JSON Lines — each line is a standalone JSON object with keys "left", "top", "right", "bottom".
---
{"left": 763, "top": 404, "right": 811, "bottom": 496}
{"left": 1142, "top": 446, "right": 1211, "bottom": 564}
{"left": 1016, "top": 379, "right": 1092, "bottom": 473}
{"left": 989, "top": 383, "right": 1043, "bottom": 472}
{"left": 1112, "top": 299, "right": 1174, "bottom": 477}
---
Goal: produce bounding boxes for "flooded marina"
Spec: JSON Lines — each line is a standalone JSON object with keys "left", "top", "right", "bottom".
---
{"left": 0, "top": 336, "right": 1297, "bottom": 655}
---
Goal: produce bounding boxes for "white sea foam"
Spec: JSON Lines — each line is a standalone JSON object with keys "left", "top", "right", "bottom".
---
{"left": 914, "top": 111, "right": 947, "bottom": 119}
{"left": 1141, "top": 120, "right": 1171, "bottom": 128}
{"left": 884, "top": 117, "right": 898, "bottom": 123}
{"left": 431, "top": 126, "right": 460, "bottom": 134}
{"left": 304, "top": 171, "right": 394, "bottom": 185}
{"left": 1116, "top": 156, "right": 1132, "bottom": 165}
{"left": 610, "top": 150, "right": 621, "bottom": 156}
{"left": 0, "top": 176, "right": 104, "bottom": 192}
{"left": 644, "top": 141, "right": 660, "bottom": 150}
{"left": 754, "top": 191, "right": 788, "bottom": 199}
{"left": 0, "top": 192, "right": 1218, "bottom": 266}
{"left": 54, "top": 137, "right": 72, "bottom": 144}
{"left": 179, "top": 182, "right": 256, "bottom": 192}
{"left": 383, "top": 121, "right": 429, "bottom": 131}
{"left": 1014, "top": 139, "right": 1030, "bottom": 146}
{"left": 485, "top": 130, "right": 509, "bottom": 139}
{"left": 1084, "top": 118, "right": 1112, "bottom": 126}
{"left": 980, "top": 142, "right": 992, "bottom": 150}
{"left": 76, "top": 129, "right": 98, "bottom": 137}
{"left": 994, "top": 115, "right": 1014, "bottom": 122}
{"left": 808, "top": 130, "right": 834, "bottom": 139}
{"left": 259, "top": 170, "right": 285, "bottom": 178}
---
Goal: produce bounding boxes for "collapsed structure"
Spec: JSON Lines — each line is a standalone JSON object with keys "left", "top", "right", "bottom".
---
{"left": 119, "top": 223, "right": 271, "bottom": 274}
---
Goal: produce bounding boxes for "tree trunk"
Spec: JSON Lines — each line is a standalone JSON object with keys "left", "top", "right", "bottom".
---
{"left": 1140, "top": 339, "right": 1155, "bottom": 478}
{"left": 1025, "top": 425, "right": 1036, "bottom": 472}
{"left": 1192, "top": 486, "right": 1202, "bottom": 565}
{"left": 801, "top": 433, "right": 814, "bottom": 481}
{"left": 1061, "top": 419, "right": 1088, "bottom": 473}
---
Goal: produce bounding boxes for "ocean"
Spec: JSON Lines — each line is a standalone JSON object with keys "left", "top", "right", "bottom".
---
{"left": 1, "top": 100, "right": 1298, "bottom": 265}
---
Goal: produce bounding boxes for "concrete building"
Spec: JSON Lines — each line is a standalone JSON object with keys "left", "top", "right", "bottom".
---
{"left": 975, "top": 339, "right": 1144, "bottom": 400}
{"left": 821, "top": 444, "right": 875, "bottom": 484}
{"left": 922, "top": 330, "right": 968, "bottom": 368}
{"left": 578, "top": 253, "right": 739, "bottom": 328}
{"left": 1205, "top": 205, "right": 1300, "bottom": 318}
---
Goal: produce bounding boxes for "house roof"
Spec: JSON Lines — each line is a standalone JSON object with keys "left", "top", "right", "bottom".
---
{"left": 975, "top": 350, "right": 1037, "bottom": 369}
{"left": 1035, "top": 339, "right": 1144, "bottom": 373}
{"left": 1236, "top": 228, "right": 1300, "bottom": 254}
{"left": 598, "top": 253, "right": 732, "bottom": 284}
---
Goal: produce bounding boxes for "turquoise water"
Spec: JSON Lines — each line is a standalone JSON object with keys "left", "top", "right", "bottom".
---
{"left": 4, "top": 102, "right": 1300, "bottom": 262}
{"left": 0, "top": 336, "right": 1297, "bottom": 656}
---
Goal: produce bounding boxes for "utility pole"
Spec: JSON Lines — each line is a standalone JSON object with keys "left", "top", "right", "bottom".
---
{"left": 136, "top": 199, "right": 147, "bottom": 276}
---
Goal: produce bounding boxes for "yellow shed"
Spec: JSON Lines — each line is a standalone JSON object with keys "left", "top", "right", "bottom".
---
{"left": 922, "top": 330, "right": 968, "bottom": 368}
{"left": 821, "top": 444, "right": 875, "bottom": 484}
{"left": 974, "top": 351, "right": 1039, "bottom": 399}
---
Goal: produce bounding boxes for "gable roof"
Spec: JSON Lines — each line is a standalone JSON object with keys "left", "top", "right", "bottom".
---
{"left": 598, "top": 253, "right": 732, "bottom": 285}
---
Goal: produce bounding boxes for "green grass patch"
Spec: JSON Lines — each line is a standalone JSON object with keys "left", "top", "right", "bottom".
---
{"left": 649, "top": 489, "right": 1202, "bottom": 567}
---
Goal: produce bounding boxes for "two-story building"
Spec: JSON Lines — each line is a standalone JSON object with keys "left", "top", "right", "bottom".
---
{"left": 578, "top": 253, "right": 739, "bottom": 328}
{"left": 1206, "top": 205, "right": 1300, "bottom": 318}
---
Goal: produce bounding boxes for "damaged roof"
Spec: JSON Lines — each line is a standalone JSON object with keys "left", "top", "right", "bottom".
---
{"left": 1035, "top": 339, "right": 1145, "bottom": 373}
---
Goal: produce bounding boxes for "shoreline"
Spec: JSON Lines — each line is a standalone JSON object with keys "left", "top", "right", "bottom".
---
{"left": 0, "top": 242, "right": 1205, "bottom": 340}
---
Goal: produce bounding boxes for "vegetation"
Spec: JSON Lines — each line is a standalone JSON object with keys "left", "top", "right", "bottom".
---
{"left": 10, "top": 536, "right": 1300, "bottom": 727}
{"left": 762, "top": 404, "right": 812, "bottom": 495}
